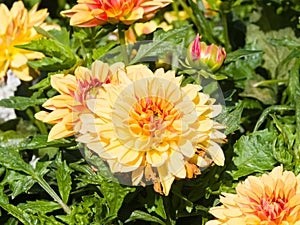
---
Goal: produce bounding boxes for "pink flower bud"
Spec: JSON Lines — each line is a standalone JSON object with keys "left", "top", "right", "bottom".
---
{"left": 187, "top": 34, "right": 226, "bottom": 72}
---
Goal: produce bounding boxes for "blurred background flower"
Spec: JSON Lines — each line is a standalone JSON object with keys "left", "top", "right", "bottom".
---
{"left": 0, "top": 1, "right": 51, "bottom": 82}
{"left": 61, "top": 0, "right": 172, "bottom": 27}
{"left": 0, "top": 70, "right": 21, "bottom": 122}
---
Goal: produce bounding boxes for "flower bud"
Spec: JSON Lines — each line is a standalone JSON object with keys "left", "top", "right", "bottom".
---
{"left": 187, "top": 34, "right": 226, "bottom": 72}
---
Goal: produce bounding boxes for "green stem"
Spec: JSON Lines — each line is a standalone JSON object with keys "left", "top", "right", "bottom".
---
{"left": 118, "top": 24, "right": 129, "bottom": 65}
{"left": 253, "top": 105, "right": 294, "bottom": 132}
{"left": 178, "top": 0, "right": 202, "bottom": 33}
{"left": 172, "top": 1, "right": 179, "bottom": 20}
{"left": 253, "top": 79, "right": 288, "bottom": 87}
{"left": 34, "top": 175, "right": 71, "bottom": 215}
{"left": 220, "top": 11, "right": 231, "bottom": 52}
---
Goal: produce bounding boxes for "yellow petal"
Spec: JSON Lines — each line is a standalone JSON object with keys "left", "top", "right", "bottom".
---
{"left": 34, "top": 111, "right": 49, "bottom": 122}
{"left": 70, "top": 11, "right": 94, "bottom": 26}
{"left": 146, "top": 150, "right": 166, "bottom": 167}
{"left": 205, "top": 220, "right": 222, "bottom": 225}
{"left": 206, "top": 141, "right": 224, "bottom": 166}
{"left": 157, "top": 163, "right": 175, "bottom": 196}
{"left": 132, "top": 166, "right": 144, "bottom": 185}
{"left": 0, "top": 4, "right": 10, "bottom": 35}
{"left": 119, "top": 149, "right": 142, "bottom": 165}
{"left": 209, "top": 206, "right": 227, "bottom": 220}
{"left": 91, "top": 60, "right": 109, "bottom": 82}
{"left": 48, "top": 123, "right": 74, "bottom": 141}
{"left": 51, "top": 74, "right": 77, "bottom": 94}
{"left": 42, "top": 95, "right": 74, "bottom": 109}
{"left": 179, "top": 140, "right": 194, "bottom": 158}
{"left": 289, "top": 194, "right": 300, "bottom": 208}
{"left": 168, "top": 152, "right": 186, "bottom": 178}
{"left": 44, "top": 108, "right": 70, "bottom": 123}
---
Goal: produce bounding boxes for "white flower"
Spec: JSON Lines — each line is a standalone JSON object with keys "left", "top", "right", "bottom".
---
{"left": 0, "top": 70, "right": 21, "bottom": 122}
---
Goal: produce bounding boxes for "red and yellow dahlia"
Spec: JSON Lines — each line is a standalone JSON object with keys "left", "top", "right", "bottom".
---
{"left": 61, "top": 0, "right": 172, "bottom": 27}
{"left": 35, "top": 60, "right": 124, "bottom": 141}
{"left": 206, "top": 166, "right": 300, "bottom": 225}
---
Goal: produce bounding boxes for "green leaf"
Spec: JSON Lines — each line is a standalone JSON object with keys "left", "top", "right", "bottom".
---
{"left": 27, "top": 57, "right": 64, "bottom": 70}
{"left": 4, "top": 217, "right": 19, "bottom": 225}
{"left": 16, "top": 38, "right": 70, "bottom": 59}
{"left": 145, "top": 194, "right": 167, "bottom": 220}
{"left": 218, "top": 102, "right": 244, "bottom": 135}
{"left": 130, "top": 26, "right": 191, "bottom": 64}
{"left": 246, "top": 25, "right": 298, "bottom": 79}
{"left": 267, "top": 37, "right": 300, "bottom": 48}
{"left": 225, "top": 49, "right": 262, "bottom": 63}
{"left": 0, "top": 143, "right": 34, "bottom": 175}
{"left": 0, "top": 185, "right": 9, "bottom": 204}
{"left": 56, "top": 153, "right": 72, "bottom": 203}
{"left": 125, "top": 210, "right": 166, "bottom": 225}
{"left": 0, "top": 132, "right": 71, "bottom": 151}
{"left": 0, "top": 201, "right": 36, "bottom": 225}
{"left": 35, "top": 27, "right": 70, "bottom": 46}
{"left": 16, "top": 38, "right": 76, "bottom": 71}
{"left": 92, "top": 42, "right": 117, "bottom": 60}
{"left": 1, "top": 170, "right": 36, "bottom": 199}
{"left": 231, "top": 129, "right": 277, "bottom": 179}
{"left": 0, "top": 96, "right": 46, "bottom": 110}
{"left": 24, "top": 134, "right": 72, "bottom": 150}
{"left": 18, "top": 200, "right": 61, "bottom": 215}
{"left": 0, "top": 199, "right": 63, "bottom": 225}
{"left": 273, "top": 134, "right": 293, "bottom": 166}
{"left": 29, "top": 77, "right": 50, "bottom": 90}
{"left": 239, "top": 73, "right": 277, "bottom": 105}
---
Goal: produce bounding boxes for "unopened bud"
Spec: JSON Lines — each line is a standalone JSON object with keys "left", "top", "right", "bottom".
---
{"left": 187, "top": 34, "right": 226, "bottom": 73}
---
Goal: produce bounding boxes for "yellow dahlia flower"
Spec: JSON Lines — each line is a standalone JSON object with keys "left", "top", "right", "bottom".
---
{"left": 76, "top": 64, "right": 226, "bottom": 195}
{"left": 61, "top": 0, "right": 172, "bottom": 27}
{"left": 206, "top": 166, "right": 300, "bottom": 225}
{"left": 0, "top": 1, "right": 50, "bottom": 81}
{"left": 35, "top": 60, "right": 124, "bottom": 141}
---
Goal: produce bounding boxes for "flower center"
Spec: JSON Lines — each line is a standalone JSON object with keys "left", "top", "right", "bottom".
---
{"left": 75, "top": 78, "right": 104, "bottom": 104}
{"left": 128, "top": 96, "right": 181, "bottom": 150}
{"left": 257, "top": 196, "right": 289, "bottom": 222}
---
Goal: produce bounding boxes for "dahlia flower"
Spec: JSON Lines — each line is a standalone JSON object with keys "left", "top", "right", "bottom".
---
{"left": 0, "top": 1, "right": 50, "bottom": 81}
{"left": 206, "top": 166, "right": 300, "bottom": 225}
{"left": 35, "top": 61, "right": 124, "bottom": 141}
{"left": 61, "top": 0, "right": 172, "bottom": 27}
{"left": 76, "top": 63, "right": 226, "bottom": 195}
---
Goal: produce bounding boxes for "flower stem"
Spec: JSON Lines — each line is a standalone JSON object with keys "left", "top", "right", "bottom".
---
{"left": 179, "top": 0, "right": 200, "bottom": 33}
{"left": 118, "top": 24, "right": 129, "bottom": 65}
{"left": 172, "top": 1, "right": 179, "bottom": 20}
{"left": 253, "top": 79, "right": 288, "bottom": 87}
{"left": 220, "top": 10, "right": 231, "bottom": 51}
{"left": 34, "top": 174, "right": 71, "bottom": 215}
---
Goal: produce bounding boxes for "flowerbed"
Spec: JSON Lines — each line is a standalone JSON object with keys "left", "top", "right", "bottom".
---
{"left": 0, "top": 0, "right": 299, "bottom": 224}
